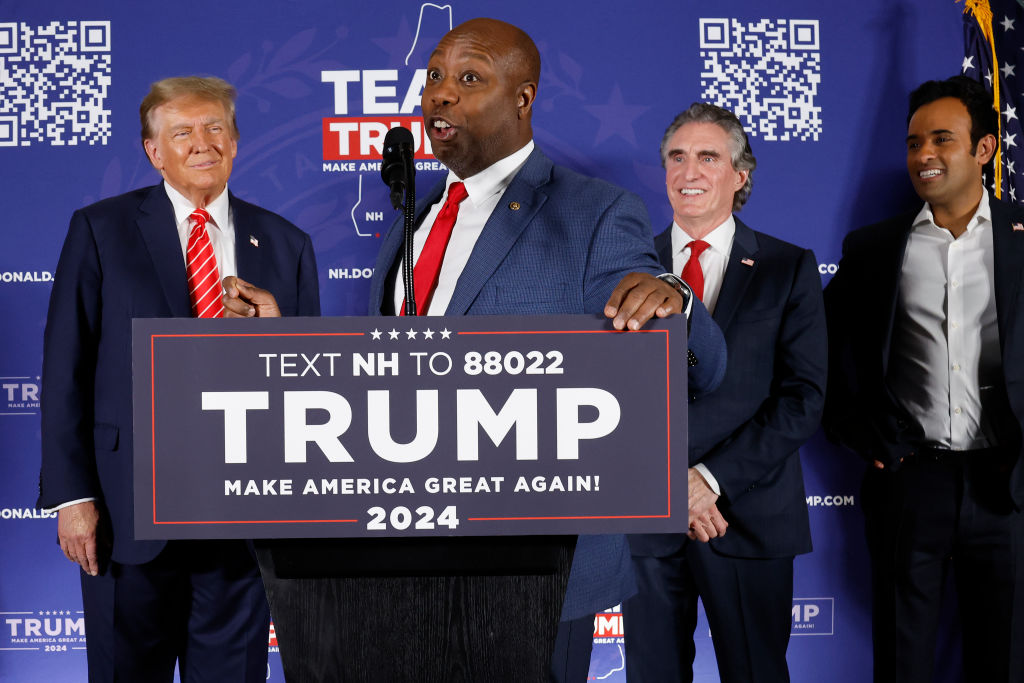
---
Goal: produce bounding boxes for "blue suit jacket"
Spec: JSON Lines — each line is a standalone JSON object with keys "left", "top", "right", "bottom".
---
{"left": 824, "top": 198, "right": 1024, "bottom": 507}
{"left": 368, "top": 148, "right": 726, "bottom": 619}
{"left": 39, "top": 184, "right": 321, "bottom": 565}
{"left": 631, "top": 218, "right": 826, "bottom": 559}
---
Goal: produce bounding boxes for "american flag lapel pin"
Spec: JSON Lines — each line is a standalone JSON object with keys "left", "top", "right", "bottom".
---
{"left": 249, "top": 235, "right": 260, "bottom": 247}
{"left": 740, "top": 257, "right": 755, "bottom": 266}
{"left": 1012, "top": 222, "right": 1024, "bottom": 232}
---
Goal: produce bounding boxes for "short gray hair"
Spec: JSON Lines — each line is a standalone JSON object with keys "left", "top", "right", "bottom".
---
{"left": 659, "top": 102, "right": 756, "bottom": 211}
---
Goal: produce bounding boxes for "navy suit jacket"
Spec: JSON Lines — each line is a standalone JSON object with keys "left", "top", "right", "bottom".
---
{"left": 824, "top": 198, "right": 1024, "bottom": 507}
{"left": 631, "top": 218, "right": 826, "bottom": 559}
{"left": 368, "top": 147, "right": 727, "bottom": 619}
{"left": 39, "top": 184, "right": 321, "bottom": 565}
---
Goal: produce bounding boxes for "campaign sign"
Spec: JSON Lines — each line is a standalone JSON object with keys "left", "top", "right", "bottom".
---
{"left": 132, "top": 315, "right": 687, "bottom": 539}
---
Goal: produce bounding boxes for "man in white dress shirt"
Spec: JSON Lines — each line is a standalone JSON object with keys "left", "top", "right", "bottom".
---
{"left": 825, "top": 75, "right": 1024, "bottom": 682}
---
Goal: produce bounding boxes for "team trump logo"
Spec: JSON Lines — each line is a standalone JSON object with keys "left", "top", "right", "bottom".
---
{"left": 791, "top": 597, "right": 834, "bottom": 636}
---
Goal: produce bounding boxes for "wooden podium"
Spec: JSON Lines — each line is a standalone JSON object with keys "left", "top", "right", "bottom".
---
{"left": 256, "top": 537, "right": 575, "bottom": 682}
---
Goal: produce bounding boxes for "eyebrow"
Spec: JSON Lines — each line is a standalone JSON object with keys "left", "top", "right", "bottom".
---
{"left": 906, "top": 128, "right": 955, "bottom": 142}
{"left": 667, "top": 148, "right": 721, "bottom": 158}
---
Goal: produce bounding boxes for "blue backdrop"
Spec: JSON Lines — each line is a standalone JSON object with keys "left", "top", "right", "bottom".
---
{"left": 0, "top": 0, "right": 985, "bottom": 680}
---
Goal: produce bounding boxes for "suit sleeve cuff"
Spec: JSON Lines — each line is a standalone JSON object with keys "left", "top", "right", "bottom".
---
{"left": 693, "top": 464, "right": 721, "bottom": 496}
{"left": 42, "top": 497, "right": 96, "bottom": 513}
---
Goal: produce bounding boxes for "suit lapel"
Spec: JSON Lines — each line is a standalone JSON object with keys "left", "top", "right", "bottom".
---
{"left": 232, "top": 194, "right": 264, "bottom": 287}
{"left": 445, "top": 149, "right": 550, "bottom": 315}
{"left": 881, "top": 215, "right": 919, "bottom": 377}
{"left": 136, "top": 185, "right": 191, "bottom": 317}
{"left": 713, "top": 218, "right": 759, "bottom": 331}
{"left": 991, "top": 200, "right": 1024, "bottom": 349}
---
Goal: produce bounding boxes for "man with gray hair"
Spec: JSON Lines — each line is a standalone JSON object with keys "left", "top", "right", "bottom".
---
{"left": 39, "top": 75, "right": 319, "bottom": 681}
{"left": 624, "top": 102, "right": 827, "bottom": 682}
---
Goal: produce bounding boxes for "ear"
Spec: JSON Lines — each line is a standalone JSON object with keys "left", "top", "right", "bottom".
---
{"left": 516, "top": 81, "right": 536, "bottom": 120}
{"left": 143, "top": 138, "right": 163, "bottom": 170}
{"left": 975, "top": 132, "right": 997, "bottom": 165}
{"left": 735, "top": 168, "right": 749, "bottom": 192}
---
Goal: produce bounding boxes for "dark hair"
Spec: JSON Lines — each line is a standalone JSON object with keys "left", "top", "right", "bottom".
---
{"left": 907, "top": 75, "right": 997, "bottom": 151}
{"left": 660, "top": 102, "right": 756, "bottom": 211}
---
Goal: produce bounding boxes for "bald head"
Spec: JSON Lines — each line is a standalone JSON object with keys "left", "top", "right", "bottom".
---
{"left": 422, "top": 18, "right": 540, "bottom": 178}
{"left": 444, "top": 18, "right": 541, "bottom": 91}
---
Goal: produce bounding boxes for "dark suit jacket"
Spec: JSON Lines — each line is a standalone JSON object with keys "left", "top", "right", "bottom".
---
{"left": 631, "top": 217, "right": 826, "bottom": 559}
{"left": 368, "top": 147, "right": 727, "bottom": 619}
{"left": 39, "top": 184, "right": 321, "bottom": 565}
{"left": 823, "top": 198, "right": 1024, "bottom": 507}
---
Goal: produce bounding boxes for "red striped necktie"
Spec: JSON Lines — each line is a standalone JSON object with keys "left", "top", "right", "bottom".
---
{"left": 186, "top": 208, "right": 223, "bottom": 318}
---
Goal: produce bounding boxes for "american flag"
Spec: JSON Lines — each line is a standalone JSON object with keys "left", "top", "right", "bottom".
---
{"left": 961, "top": 0, "right": 1022, "bottom": 204}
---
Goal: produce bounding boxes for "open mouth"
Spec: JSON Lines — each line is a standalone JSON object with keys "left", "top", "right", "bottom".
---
{"left": 429, "top": 118, "right": 456, "bottom": 142}
{"left": 678, "top": 188, "right": 706, "bottom": 196}
{"left": 918, "top": 169, "right": 943, "bottom": 179}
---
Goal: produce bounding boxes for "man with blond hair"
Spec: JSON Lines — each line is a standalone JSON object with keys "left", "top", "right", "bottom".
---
{"left": 39, "top": 75, "right": 319, "bottom": 681}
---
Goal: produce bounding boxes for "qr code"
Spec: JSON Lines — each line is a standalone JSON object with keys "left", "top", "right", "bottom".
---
{"left": 0, "top": 21, "right": 112, "bottom": 147}
{"left": 699, "top": 18, "right": 821, "bottom": 142}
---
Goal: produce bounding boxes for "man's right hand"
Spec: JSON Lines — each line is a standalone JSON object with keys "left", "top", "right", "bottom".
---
{"left": 58, "top": 501, "right": 103, "bottom": 576}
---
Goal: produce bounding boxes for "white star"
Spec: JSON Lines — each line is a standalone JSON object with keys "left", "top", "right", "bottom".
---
{"left": 406, "top": 329, "right": 417, "bottom": 339}
{"left": 986, "top": 69, "right": 994, "bottom": 86}
{"left": 963, "top": 55, "right": 976, "bottom": 72}
{"left": 440, "top": 328, "right": 452, "bottom": 340}
{"left": 1012, "top": 185, "right": 1018, "bottom": 202}
{"left": 371, "top": 328, "right": 382, "bottom": 340}
{"left": 1006, "top": 105, "right": 1019, "bottom": 122}
{"left": 388, "top": 328, "right": 399, "bottom": 340}
{"left": 1009, "top": 159, "right": 1017, "bottom": 175}
{"left": 423, "top": 328, "right": 435, "bottom": 339}
{"left": 1002, "top": 62, "right": 1016, "bottom": 78}
{"left": 1001, "top": 15, "right": 1015, "bottom": 31}
{"left": 1005, "top": 131, "right": 1018, "bottom": 150}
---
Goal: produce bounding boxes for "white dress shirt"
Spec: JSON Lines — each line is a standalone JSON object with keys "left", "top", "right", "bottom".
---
{"left": 671, "top": 215, "right": 736, "bottom": 495}
{"left": 391, "top": 141, "right": 534, "bottom": 315}
{"left": 889, "top": 190, "right": 1001, "bottom": 450}
{"left": 670, "top": 216, "right": 735, "bottom": 316}
{"left": 164, "top": 181, "right": 237, "bottom": 279}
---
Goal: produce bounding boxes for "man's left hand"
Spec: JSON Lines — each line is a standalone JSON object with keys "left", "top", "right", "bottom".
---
{"left": 222, "top": 276, "right": 282, "bottom": 318}
{"left": 687, "top": 467, "right": 719, "bottom": 518}
{"left": 604, "top": 273, "right": 682, "bottom": 330}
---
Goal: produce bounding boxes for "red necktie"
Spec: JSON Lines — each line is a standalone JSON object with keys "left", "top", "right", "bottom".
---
{"left": 680, "top": 239, "right": 711, "bottom": 301}
{"left": 402, "top": 181, "right": 469, "bottom": 316}
{"left": 186, "top": 208, "right": 223, "bottom": 318}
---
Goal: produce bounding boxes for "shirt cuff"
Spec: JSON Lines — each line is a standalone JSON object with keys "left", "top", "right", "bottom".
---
{"left": 42, "top": 497, "right": 95, "bottom": 513}
{"left": 693, "top": 464, "right": 721, "bottom": 497}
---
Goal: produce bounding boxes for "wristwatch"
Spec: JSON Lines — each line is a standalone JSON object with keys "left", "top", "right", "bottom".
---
{"left": 655, "top": 273, "right": 698, "bottom": 367}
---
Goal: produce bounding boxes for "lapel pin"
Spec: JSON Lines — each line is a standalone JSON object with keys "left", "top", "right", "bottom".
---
{"left": 1013, "top": 223, "right": 1024, "bottom": 232}
{"left": 741, "top": 257, "right": 755, "bottom": 266}
{"left": 249, "top": 235, "right": 260, "bottom": 247}
{"left": 508, "top": 201, "right": 521, "bottom": 211}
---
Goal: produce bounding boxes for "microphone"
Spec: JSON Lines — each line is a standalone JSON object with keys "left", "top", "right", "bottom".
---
{"left": 381, "top": 126, "right": 415, "bottom": 209}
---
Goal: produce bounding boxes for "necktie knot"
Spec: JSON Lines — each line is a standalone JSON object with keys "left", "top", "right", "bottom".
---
{"left": 686, "top": 239, "right": 710, "bottom": 259}
{"left": 446, "top": 181, "right": 468, "bottom": 205}
{"left": 190, "top": 207, "right": 211, "bottom": 228}
{"left": 681, "top": 239, "right": 711, "bottom": 302}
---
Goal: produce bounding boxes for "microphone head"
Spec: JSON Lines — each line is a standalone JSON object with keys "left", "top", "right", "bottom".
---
{"left": 382, "top": 125, "right": 415, "bottom": 155}
{"left": 381, "top": 126, "right": 415, "bottom": 209}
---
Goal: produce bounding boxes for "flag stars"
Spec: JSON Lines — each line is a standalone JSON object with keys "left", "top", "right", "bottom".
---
{"left": 986, "top": 69, "right": 994, "bottom": 86}
{"left": 1005, "top": 131, "right": 1018, "bottom": 150}
{"left": 1009, "top": 159, "right": 1017, "bottom": 175}
{"left": 1002, "top": 62, "right": 1016, "bottom": 79}
{"left": 963, "top": 55, "right": 976, "bottom": 72}
{"left": 1001, "top": 15, "right": 1016, "bottom": 32}
{"left": 1006, "top": 105, "right": 1019, "bottom": 122}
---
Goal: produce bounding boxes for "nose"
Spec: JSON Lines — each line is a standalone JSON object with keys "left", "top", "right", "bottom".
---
{"left": 191, "top": 127, "right": 210, "bottom": 152}
{"left": 426, "top": 76, "right": 458, "bottom": 108}
{"left": 682, "top": 157, "right": 702, "bottom": 180}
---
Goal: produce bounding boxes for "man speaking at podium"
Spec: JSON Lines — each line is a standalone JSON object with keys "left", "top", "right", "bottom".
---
{"left": 366, "top": 17, "right": 727, "bottom": 680}
{"left": 38, "top": 76, "right": 319, "bottom": 681}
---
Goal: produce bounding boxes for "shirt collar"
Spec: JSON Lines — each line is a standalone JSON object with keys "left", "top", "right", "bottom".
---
{"left": 163, "top": 181, "right": 231, "bottom": 230}
{"left": 912, "top": 188, "right": 991, "bottom": 236}
{"left": 443, "top": 140, "right": 535, "bottom": 208}
{"left": 672, "top": 214, "right": 736, "bottom": 258}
